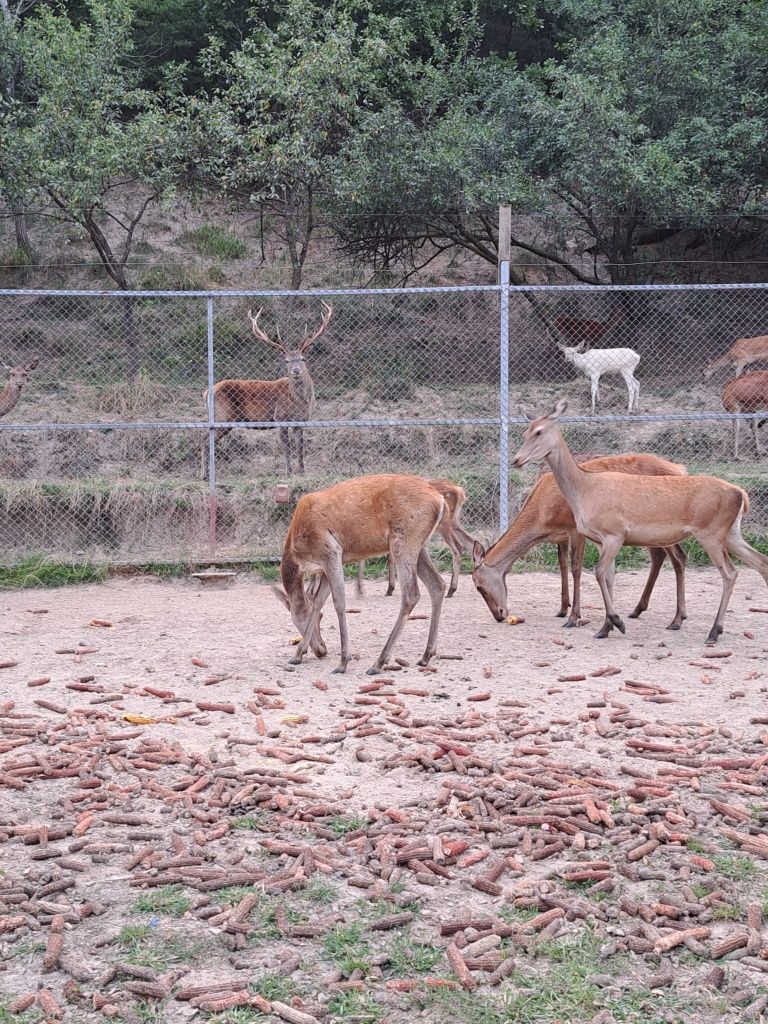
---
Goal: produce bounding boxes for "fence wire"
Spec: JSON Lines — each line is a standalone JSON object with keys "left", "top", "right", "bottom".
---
{"left": 0, "top": 280, "right": 766, "bottom": 565}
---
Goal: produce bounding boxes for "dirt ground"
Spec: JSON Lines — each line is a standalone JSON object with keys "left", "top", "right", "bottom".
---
{"left": 1, "top": 567, "right": 768, "bottom": 1023}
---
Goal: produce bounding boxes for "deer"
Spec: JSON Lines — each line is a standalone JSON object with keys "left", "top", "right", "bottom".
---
{"left": 704, "top": 335, "right": 768, "bottom": 380}
{"left": 355, "top": 478, "right": 476, "bottom": 599}
{"left": 558, "top": 341, "right": 640, "bottom": 414}
{"left": 202, "top": 301, "right": 332, "bottom": 478}
{"left": 472, "top": 453, "right": 688, "bottom": 630}
{"left": 721, "top": 370, "right": 768, "bottom": 458}
{"left": 273, "top": 474, "right": 446, "bottom": 674}
{"left": 512, "top": 399, "right": 768, "bottom": 644}
{"left": 0, "top": 358, "right": 38, "bottom": 418}
{"left": 552, "top": 311, "right": 622, "bottom": 348}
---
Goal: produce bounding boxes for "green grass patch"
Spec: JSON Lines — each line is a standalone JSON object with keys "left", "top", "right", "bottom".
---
{"left": 113, "top": 924, "right": 204, "bottom": 970}
{"left": 387, "top": 934, "right": 442, "bottom": 975}
{"left": 327, "top": 990, "right": 382, "bottom": 1021}
{"left": 249, "top": 972, "right": 298, "bottom": 1002}
{"left": 712, "top": 903, "right": 742, "bottom": 921}
{"left": 0, "top": 1001, "right": 43, "bottom": 1024}
{"left": 132, "top": 885, "right": 192, "bottom": 918}
{"left": 323, "top": 922, "right": 373, "bottom": 976}
{"left": 213, "top": 886, "right": 259, "bottom": 907}
{"left": 324, "top": 814, "right": 367, "bottom": 836}
{"left": 302, "top": 879, "right": 338, "bottom": 905}
{"left": 5, "top": 939, "right": 46, "bottom": 959}
{"left": 206, "top": 1010, "right": 263, "bottom": 1024}
{"left": 0, "top": 555, "right": 107, "bottom": 589}
{"left": 229, "top": 815, "right": 265, "bottom": 831}
{"left": 180, "top": 224, "right": 248, "bottom": 260}
{"left": 686, "top": 838, "right": 706, "bottom": 853}
{"left": 712, "top": 854, "right": 758, "bottom": 881}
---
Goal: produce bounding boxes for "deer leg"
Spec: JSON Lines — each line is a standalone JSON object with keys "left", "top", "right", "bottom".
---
{"left": 446, "top": 536, "right": 462, "bottom": 597}
{"left": 733, "top": 417, "right": 741, "bottom": 459}
{"left": 593, "top": 536, "right": 626, "bottom": 639}
{"left": 556, "top": 541, "right": 570, "bottom": 618}
{"left": 628, "top": 547, "right": 665, "bottom": 620}
{"left": 289, "top": 572, "right": 333, "bottom": 666}
{"left": 699, "top": 534, "right": 738, "bottom": 644}
{"left": 296, "top": 426, "right": 305, "bottom": 474}
{"left": 590, "top": 376, "right": 599, "bottom": 414}
{"left": 356, "top": 561, "right": 365, "bottom": 597}
{"left": 326, "top": 561, "right": 352, "bottom": 674}
{"left": 386, "top": 556, "right": 396, "bottom": 596}
{"left": 415, "top": 547, "right": 445, "bottom": 666}
{"left": 725, "top": 528, "right": 768, "bottom": 586}
{"left": 368, "top": 556, "right": 419, "bottom": 674}
{"left": 665, "top": 543, "right": 688, "bottom": 629}
{"left": 304, "top": 574, "right": 329, "bottom": 657}
{"left": 754, "top": 416, "right": 762, "bottom": 457}
{"left": 280, "top": 426, "right": 292, "bottom": 474}
{"left": 565, "top": 533, "right": 585, "bottom": 627}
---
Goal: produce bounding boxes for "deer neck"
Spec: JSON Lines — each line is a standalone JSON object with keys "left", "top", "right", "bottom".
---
{"left": 290, "top": 371, "right": 314, "bottom": 408}
{"left": 544, "top": 433, "right": 587, "bottom": 516}
{"left": 0, "top": 382, "right": 21, "bottom": 417}
{"left": 281, "top": 549, "right": 310, "bottom": 621}
{"left": 484, "top": 496, "right": 554, "bottom": 573}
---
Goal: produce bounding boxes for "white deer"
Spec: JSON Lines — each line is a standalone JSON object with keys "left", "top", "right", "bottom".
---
{"left": 558, "top": 342, "right": 640, "bottom": 414}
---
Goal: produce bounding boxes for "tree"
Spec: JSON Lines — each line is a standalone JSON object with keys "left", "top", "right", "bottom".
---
{"left": 0, "top": 0, "right": 42, "bottom": 259}
{"left": 331, "top": 0, "right": 768, "bottom": 284}
{"left": 2, "top": 0, "right": 185, "bottom": 373}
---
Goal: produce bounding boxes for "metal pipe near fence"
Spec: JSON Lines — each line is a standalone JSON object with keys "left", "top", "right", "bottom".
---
{"left": 206, "top": 297, "right": 217, "bottom": 554}
{"left": 498, "top": 260, "right": 510, "bottom": 532}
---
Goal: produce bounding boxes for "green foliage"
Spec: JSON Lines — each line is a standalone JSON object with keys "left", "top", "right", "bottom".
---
{"left": 711, "top": 854, "right": 758, "bottom": 882}
{"left": 323, "top": 922, "right": 373, "bottom": 976}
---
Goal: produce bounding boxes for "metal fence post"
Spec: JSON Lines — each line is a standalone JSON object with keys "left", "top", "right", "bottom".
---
{"left": 206, "top": 297, "right": 217, "bottom": 555}
{"left": 499, "top": 261, "right": 510, "bottom": 533}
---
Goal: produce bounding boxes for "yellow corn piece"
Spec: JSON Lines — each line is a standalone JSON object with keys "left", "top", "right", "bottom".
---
{"left": 290, "top": 635, "right": 303, "bottom": 645}
{"left": 123, "top": 714, "right": 157, "bottom": 725}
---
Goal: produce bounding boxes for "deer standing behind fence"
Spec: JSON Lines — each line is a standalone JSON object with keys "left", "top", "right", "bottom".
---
{"left": 704, "top": 335, "right": 768, "bottom": 380}
{"left": 0, "top": 359, "right": 38, "bottom": 418}
{"left": 201, "top": 302, "right": 332, "bottom": 477}
{"left": 553, "top": 312, "right": 639, "bottom": 413}
{"left": 721, "top": 370, "right": 768, "bottom": 458}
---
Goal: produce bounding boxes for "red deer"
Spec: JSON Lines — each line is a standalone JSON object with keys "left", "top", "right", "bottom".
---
{"left": 202, "top": 302, "right": 332, "bottom": 476}
{"left": 0, "top": 359, "right": 38, "bottom": 418}
{"left": 704, "top": 335, "right": 768, "bottom": 380}
{"left": 274, "top": 474, "right": 446, "bottom": 674}
{"left": 512, "top": 400, "right": 768, "bottom": 644}
{"left": 721, "top": 370, "right": 768, "bottom": 457}
{"left": 472, "top": 453, "right": 688, "bottom": 629}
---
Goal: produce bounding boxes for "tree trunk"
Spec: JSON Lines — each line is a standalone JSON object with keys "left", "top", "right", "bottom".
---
{"left": 84, "top": 212, "right": 140, "bottom": 380}
{"left": 11, "top": 200, "right": 34, "bottom": 261}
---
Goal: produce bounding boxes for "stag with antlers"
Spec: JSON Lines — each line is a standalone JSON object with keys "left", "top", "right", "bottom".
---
{"left": 202, "top": 301, "right": 333, "bottom": 476}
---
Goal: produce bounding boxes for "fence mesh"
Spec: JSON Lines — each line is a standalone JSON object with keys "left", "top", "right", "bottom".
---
{"left": 0, "top": 282, "right": 766, "bottom": 566}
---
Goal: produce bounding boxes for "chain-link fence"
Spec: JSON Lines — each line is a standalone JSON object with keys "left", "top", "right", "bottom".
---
{"left": 0, "top": 280, "right": 766, "bottom": 565}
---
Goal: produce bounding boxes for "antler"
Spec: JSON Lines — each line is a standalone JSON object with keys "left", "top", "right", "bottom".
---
{"left": 300, "top": 301, "right": 333, "bottom": 352}
{"left": 247, "top": 308, "right": 286, "bottom": 353}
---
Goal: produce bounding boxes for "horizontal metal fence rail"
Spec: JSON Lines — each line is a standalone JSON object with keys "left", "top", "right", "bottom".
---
{"left": 0, "top": 279, "right": 766, "bottom": 567}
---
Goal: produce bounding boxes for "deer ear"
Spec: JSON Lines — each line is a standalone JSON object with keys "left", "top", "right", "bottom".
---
{"left": 551, "top": 398, "right": 568, "bottom": 419}
{"left": 520, "top": 406, "right": 535, "bottom": 422}
{"left": 472, "top": 540, "right": 486, "bottom": 566}
{"left": 271, "top": 585, "right": 290, "bottom": 610}
{"left": 27, "top": 358, "right": 38, "bottom": 370}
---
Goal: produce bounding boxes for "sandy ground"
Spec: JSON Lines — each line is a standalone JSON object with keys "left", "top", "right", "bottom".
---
{"left": 1, "top": 566, "right": 767, "bottom": 1022}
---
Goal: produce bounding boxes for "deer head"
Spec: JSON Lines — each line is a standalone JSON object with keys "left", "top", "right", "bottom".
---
{"left": 513, "top": 398, "right": 568, "bottom": 467}
{"left": 3, "top": 358, "right": 38, "bottom": 391}
{"left": 247, "top": 302, "right": 333, "bottom": 383}
{"left": 471, "top": 540, "right": 509, "bottom": 622}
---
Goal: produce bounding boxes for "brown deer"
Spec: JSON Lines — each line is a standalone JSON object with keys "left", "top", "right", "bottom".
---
{"left": 704, "top": 335, "right": 768, "bottom": 380}
{"left": 202, "top": 302, "right": 332, "bottom": 477}
{"left": 512, "top": 399, "right": 768, "bottom": 643}
{"left": 552, "top": 310, "right": 621, "bottom": 348}
{"left": 0, "top": 358, "right": 38, "bottom": 418}
{"left": 721, "top": 370, "right": 768, "bottom": 458}
{"left": 472, "top": 453, "right": 688, "bottom": 630}
{"left": 274, "top": 474, "right": 446, "bottom": 674}
{"left": 356, "top": 478, "right": 476, "bottom": 599}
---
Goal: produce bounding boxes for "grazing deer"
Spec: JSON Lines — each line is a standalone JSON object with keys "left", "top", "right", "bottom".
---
{"left": 721, "top": 370, "right": 768, "bottom": 458}
{"left": 704, "top": 335, "right": 768, "bottom": 380}
{"left": 356, "top": 478, "right": 476, "bottom": 599}
{"left": 274, "top": 474, "right": 446, "bottom": 674}
{"left": 512, "top": 400, "right": 768, "bottom": 643}
{"left": 472, "top": 453, "right": 688, "bottom": 630}
{"left": 558, "top": 341, "right": 640, "bottom": 414}
{"left": 0, "top": 358, "right": 38, "bottom": 418}
{"left": 202, "top": 302, "right": 332, "bottom": 477}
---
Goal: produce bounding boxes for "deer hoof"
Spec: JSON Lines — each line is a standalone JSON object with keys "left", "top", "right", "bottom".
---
{"left": 365, "top": 665, "right": 382, "bottom": 676}
{"left": 288, "top": 655, "right": 303, "bottom": 666}
{"left": 666, "top": 620, "right": 682, "bottom": 631}
{"left": 331, "top": 664, "right": 347, "bottom": 674}
{"left": 705, "top": 626, "right": 723, "bottom": 644}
